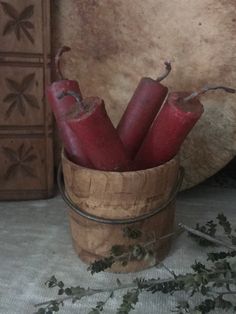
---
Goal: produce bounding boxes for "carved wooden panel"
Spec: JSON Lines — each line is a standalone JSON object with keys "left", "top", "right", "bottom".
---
{"left": 0, "top": 0, "right": 54, "bottom": 200}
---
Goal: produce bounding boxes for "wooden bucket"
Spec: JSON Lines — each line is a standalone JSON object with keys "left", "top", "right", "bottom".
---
{"left": 59, "top": 151, "right": 182, "bottom": 273}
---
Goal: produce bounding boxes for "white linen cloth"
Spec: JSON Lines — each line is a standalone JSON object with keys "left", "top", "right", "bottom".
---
{"left": 0, "top": 185, "right": 235, "bottom": 313}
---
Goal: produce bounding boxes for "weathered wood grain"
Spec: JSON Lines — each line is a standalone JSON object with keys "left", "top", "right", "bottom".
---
{"left": 62, "top": 152, "right": 179, "bottom": 272}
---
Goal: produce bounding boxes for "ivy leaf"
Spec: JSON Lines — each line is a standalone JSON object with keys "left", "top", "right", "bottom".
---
{"left": 45, "top": 276, "right": 58, "bottom": 288}
{"left": 194, "top": 298, "right": 215, "bottom": 313}
{"left": 70, "top": 286, "right": 87, "bottom": 298}
{"left": 88, "top": 256, "right": 115, "bottom": 274}
{"left": 57, "top": 281, "right": 64, "bottom": 289}
{"left": 189, "top": 220, "right": 217, "bottom": 246}
{"left": 117, "top": 289, "right": 139, "bottom": 314}
{"left": 207, "top": 251, "right": 236, "bottom": 262}
{"left": 58, "top": 288, "right": 64, "bottom": 295}
{"left": 64, "top": 288, "right": 72, "bottom": 295}
{"left": 191, "top": 261, "right": 208, "bottom": 273}
{"left": 217, "top": 213, "right": 232, "bottom": 235}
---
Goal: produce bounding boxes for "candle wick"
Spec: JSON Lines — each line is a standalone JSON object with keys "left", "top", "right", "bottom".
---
{"left": 55, "top": 46, "right": 71, "bottom": 81}
{"left": 183, "top": 85, "right": 236, "bottom": 102}
{"left": 57, "top": 90, "right": 87, "bottom": 111}
{"left": 156, "top": 61, "right": 172, "bottom": 82}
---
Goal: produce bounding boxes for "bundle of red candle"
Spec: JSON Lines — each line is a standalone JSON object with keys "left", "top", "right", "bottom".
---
{"left": 47, "top": 47, "right": 236, "bottom": 172}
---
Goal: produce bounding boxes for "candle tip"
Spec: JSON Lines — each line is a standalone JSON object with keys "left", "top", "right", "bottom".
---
{"left": 156, "top": 61, "right": 172, "bottom": 82}
{"left": 55, "top": 46, "right": 72, "bottom": 81}
{"left": 164, "top": 61, "right": 172, "bottom": 72}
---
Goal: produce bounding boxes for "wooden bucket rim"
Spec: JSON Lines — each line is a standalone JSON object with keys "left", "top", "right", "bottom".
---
{"left": 61, "top": 149, "right": 180, "bottom": 175}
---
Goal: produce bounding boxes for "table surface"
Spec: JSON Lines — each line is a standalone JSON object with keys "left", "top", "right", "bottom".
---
{"left": 0, "top": 184, "right": 236, "bottom": 314}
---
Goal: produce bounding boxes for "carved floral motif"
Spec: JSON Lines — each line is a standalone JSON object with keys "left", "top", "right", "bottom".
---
{"left": 2, "top": 143, "right": 37, "bottom": 180}
{"left": 1, "top": 2, "right": 35, "bottom": 44}
{"left": 3, "top": 73, "right": 39, "bottom": 119}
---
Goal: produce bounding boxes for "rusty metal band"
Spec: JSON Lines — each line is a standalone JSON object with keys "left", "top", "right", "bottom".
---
{"left": 57, "top": 163, "right": 184, "bottom": 225}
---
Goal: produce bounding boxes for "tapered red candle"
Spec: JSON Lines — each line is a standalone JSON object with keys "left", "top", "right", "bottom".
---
{"left": 135, "top": 86, "right": 236, "bottom": 169}
{"left": 60, "top": 91, "right": 131, "bottom": 171}
{"left": 117, "top": 62, "right": 171, "bottom": 158}
{"left": 46, "top": 46, "right": 92, "bottom": 167}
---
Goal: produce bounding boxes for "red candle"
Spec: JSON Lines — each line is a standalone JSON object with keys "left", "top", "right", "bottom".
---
{"left": 134, "top": 92, "right": 203, "bottom": 169}
{"left": 135, "top": 85, "right": 236, "bottom": 169}
{"left": 61, "top": 92, "right": 131, "bottom": 171}
{"left": 46, "top": 46, "right": 92, "bottom": 167}
{"left": 117, "top": 62, "right": 171, "bottom": 158}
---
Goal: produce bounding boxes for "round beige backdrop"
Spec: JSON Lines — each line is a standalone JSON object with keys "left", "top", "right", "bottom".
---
{"left": 53, "top": 0, "right": 236, "bottom": 189}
